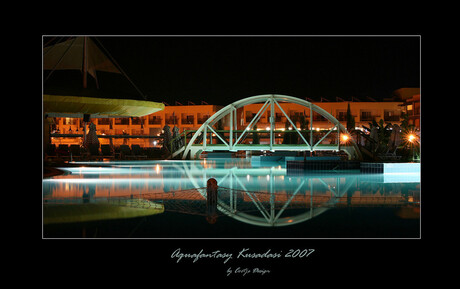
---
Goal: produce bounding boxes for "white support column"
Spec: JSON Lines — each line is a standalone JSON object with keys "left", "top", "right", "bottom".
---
{"left": 233, "top": 108, "right": 238, "bottom": 142}
{"left": 310, "top": 178, "right": 314, "bottom": 218}
{"left": 270, "top": 95, "right": 275, "bottom": 150}
{"left": 270, "top": 171, "right": 275, "bottom": 224}
{"left": 337, "top": 126, "right": 340, "bottom": 151}
{"left": 310, "top": 104, "right": 313, "bottom": 153}
{"left": 229, "top": 105, "right": 233, "bottom": 150}
{"left": 203, "top": 125, "right": 207, "bottom": 150}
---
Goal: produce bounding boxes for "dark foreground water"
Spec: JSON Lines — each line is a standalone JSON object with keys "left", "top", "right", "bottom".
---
{"left": 44, "top": 207, "right": 419, "bottom": 238}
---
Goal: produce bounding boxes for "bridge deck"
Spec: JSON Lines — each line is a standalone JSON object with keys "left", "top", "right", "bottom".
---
{"left": 193, "top": 143, "right": 348, "bottom": 151}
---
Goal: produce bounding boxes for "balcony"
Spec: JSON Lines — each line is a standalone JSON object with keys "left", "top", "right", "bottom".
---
{"left": 360, "top": 116, "right": 374, "bottom": 122}
{"left": 97, "top": 118, "right": 111, "bottom": 125}
{"left": 148, "top": 117, "right": 162, "bottom": 125}
{"left": 384, "top": 115, "right": 401, "bottom": 122}
{"left": 360, "top": 112, "right": 381, "bottom": 122}
{"left": 181, "top": 116, "right": 195, "bottom": 125}
{"left": 114, "top": 118, "right": 129, "bottom": 125}
{"left": 336, "top": 114, "right": 347, "bottom": 121}
{"left": 165, "top": 117, "right": 179, "bottom": 125}
{"left": 197, "top": 116, "right": 210, "bottom": 124}
{"left": 313, "top": 116, "right": 328, "bottom": 122}
{"left": 131, "top": 117, "right": 142, "bottom": 125}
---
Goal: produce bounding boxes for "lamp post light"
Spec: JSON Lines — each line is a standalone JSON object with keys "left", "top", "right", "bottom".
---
{"left": 406, "top": 133, "right": 419, "bottom": 161}
{"left": 340, "top": 133, "right": 350, "bottom": 143}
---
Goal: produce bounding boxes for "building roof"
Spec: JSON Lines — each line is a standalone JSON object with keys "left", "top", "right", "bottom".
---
{"left": 392, "top": 88, "right": 420, "bottom": 100}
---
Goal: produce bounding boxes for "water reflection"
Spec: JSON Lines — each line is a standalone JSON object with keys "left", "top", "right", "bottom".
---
{"left": 43, "top": 159, "right": 420, "bottom": 227}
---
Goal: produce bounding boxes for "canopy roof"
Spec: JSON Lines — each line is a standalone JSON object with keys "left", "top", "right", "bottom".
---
{"left": 44, "top": 37, "right": 121, "bottom": 79}
{"left": 43, "top": 37, "right": 164, "bottom": 117}
{"left": 43, "top": 94, "right": 164, "bottom": 118}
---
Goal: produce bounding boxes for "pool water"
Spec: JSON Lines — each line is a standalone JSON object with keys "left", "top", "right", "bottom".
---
{"left": 42, "top": 159, "right": 420, "bottom": 238}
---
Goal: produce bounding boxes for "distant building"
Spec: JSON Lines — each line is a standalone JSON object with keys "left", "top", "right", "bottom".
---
{"left": 403, "top": 94, "right": 420, "bottom": 129}
{"left": 391, "top": 88, "right": 420, "bottom": 130}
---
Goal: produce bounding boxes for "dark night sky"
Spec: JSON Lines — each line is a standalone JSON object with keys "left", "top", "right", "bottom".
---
{"left": 46, "top": 36, "right": 420, "bottom": 105}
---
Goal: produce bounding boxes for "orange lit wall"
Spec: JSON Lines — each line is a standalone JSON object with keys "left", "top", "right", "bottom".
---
{"left": 50, "top": 101, "right": 403, "bottom": 148}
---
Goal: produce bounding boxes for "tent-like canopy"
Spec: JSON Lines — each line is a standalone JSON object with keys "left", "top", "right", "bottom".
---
{"left": 43, "top": 37, "right": 164, "bottom": 118}
{"left": 44, "top": 37, "right": 121, "bottom": 80}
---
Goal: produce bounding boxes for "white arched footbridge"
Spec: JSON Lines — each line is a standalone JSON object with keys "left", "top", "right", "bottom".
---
{"left": 180, "top": 94, "right": 362, "bottom": 160}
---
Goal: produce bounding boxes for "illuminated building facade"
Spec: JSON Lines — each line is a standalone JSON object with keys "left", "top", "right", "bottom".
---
{"left": 50, "top": 100, "right": 406, "bottom": 148}
{"left": 404, "top": 94, "right": 420, "bottom": 129}
{"left": 239, "top": 100, "right": 403, "bottom": 131}
{"left": 391, "top": 87, "right": 420, "bottom": 129}
{"left": 50, "top": 104, "right": 222, "bottom": 147}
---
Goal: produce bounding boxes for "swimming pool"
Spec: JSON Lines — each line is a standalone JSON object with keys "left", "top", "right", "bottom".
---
{"left": 42, "top": 159, "right": 420, "bottom": 238}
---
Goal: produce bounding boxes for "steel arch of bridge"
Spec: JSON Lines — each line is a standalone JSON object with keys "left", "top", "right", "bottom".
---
{"left": 182, "top": 94, "right": 362, "bottom": 160}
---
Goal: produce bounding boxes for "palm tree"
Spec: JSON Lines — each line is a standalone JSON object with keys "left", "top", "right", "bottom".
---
{"left": 283, "top": 116, "right": 298, "bottom": 144}
{"left": 215, "top": 119, "right": 224, "bottom": 144}
{"left": 252, "top": 124, "right": 260, "bottom": 144}
{"left": 399, "top": 113, "right": 420, "bottom": 161}
{"left": 362, "top": 119, "right": 393, "bottom": 154}
{"left": 282, "top": 120, "right": 290, "bottom": 144}
{"left": 346, "top": 102, "right": 355, "bottom": 132}
{"left": 298, "top": 114, "right": 309, "bottom": 144}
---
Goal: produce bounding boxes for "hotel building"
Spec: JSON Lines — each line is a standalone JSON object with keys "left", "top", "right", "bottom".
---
{"left": 49, "top": 97, "right": 415, "bottom": 148}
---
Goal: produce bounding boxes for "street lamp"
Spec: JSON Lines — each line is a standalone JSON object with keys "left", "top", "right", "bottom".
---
{"left": 405, "top": 132, "right": 419, "bottom": 161}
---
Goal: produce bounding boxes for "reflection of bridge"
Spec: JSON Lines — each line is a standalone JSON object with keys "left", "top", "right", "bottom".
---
{"left": 177, "top": 94, "right": 362, "bottom": 160}
{"left": 44, "top": 180, "right": 417, "bottom": 227}
{"left": 43, "top": 161, "right": 419, "bottom": 227}
{"left": 164, "top": 162, "right": 417, "bottom": 227}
